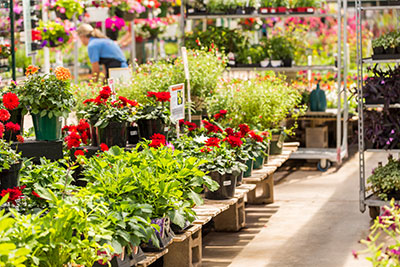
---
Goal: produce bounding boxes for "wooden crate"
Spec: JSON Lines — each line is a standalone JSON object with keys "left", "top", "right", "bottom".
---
{"left": 306, "top": 126, "right": 328, "bottom": 148}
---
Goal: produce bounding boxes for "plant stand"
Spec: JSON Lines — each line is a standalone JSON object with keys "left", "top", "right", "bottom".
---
{"left": 11, "top": 140, "right": 63, "bottom": 163}
{"left": 136, "top": 249, "right": 169, "bottom": 267}
{"left": 163, "top": 225, "right": 202, "bottom": 267}
{"left": 244, "top": 169, "right": 275, "bottom": 204}
{"left": 211, "top": 190, "right": 246, "bottom": 232}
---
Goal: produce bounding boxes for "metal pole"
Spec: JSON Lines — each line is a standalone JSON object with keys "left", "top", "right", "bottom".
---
{"left": 10, "top": 0, "right": 16, "bottom": 81}
{"left": 42, "top": 0, "right": 50, "bottom": 73}
{"left": 179, "top": 0, "right": 185, "bottom": 56}
{"left": 342, "top": 0, "right": 348, "bottom": 158}
{"left": 73, "top": 14, "right": 78, "bottom": 83}
{"left": 130, "top": 20, "right": 136, "bottom": 71}
{"left": 336, "top": 0, "right": 342, "bottom": 164}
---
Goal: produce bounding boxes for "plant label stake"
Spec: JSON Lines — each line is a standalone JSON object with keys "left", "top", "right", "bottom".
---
{"left": 108, "top": 78, "right": 116, "bottom": 101}
{"left": 181, "top": 47, "right": 192, "bottom": 122}
{"left": 169, "top": 83, "right": 185, "bottom": 138}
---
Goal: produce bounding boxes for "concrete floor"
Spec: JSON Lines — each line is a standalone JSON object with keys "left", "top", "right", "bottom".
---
{"left": 202, "top": 151, "right": 387, "bottom": 267}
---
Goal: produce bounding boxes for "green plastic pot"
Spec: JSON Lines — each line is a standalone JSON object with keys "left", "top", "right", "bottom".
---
{"left": 243, "top": 159, "right": 253, "bottom": 177}
{"left": 270, "top": 131, "right": 284, "bottom": 155}
{"left": 253, "top": 155, "right": 265, "bottom": 169}
{"left": 32, "top": 113, "right": 62, "bottom": 141}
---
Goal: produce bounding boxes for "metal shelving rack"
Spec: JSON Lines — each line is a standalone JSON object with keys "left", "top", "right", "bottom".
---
{"left": 179, "top": 0, "right": 349, "bottom": 170}
{"left": 0, "top": 0, "right": 16, "bottom": 81}
{"left": 356, "top": 2, "right": 400, "bottom": 216}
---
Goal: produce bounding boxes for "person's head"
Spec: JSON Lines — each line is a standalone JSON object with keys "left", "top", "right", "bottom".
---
{"left": 77, "top": 24, "right": 107, "bottom": 46}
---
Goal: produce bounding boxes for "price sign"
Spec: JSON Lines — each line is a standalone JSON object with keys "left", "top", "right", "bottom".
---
{"left": 169, "top": 83, "right": 185, "bottom": 122}
{"left": 108, "top": 78, "right": 116, "bottom": 101}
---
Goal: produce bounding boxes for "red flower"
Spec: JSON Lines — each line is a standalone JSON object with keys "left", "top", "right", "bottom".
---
{"left": 181, "top": 120, "right": 198, "bottom": 131}
{"left": 77, "top": 119, "right": 90, "bottom": 133}
{"left": 0, "top": 109, "right": 10, "bottom": 122}
{"left": 223, "top": 135, "right": 243, "bottom": 148}
{"left": 100, "top": 143, "right": 109, "bottom": 151}
{"left": 238, "top": 124, "right": 251, "bottom": 137}
{"left": 205, "top": 137, "right": 220, "bottom": 147}
{"left": 179, "top": 119, "right": 185, "bottom": 126}
{"left": 202, "top": 120, "right": 222, "bottom": 134}
{"left": 149, "top": 133, "right": 166, "bottom": 148}
{"left": 80, "top": 131, "right": 89, "bottom": 145}
{"left": 32, "top": 190, "right": 41, "bottom": 198}
{"left": 64, "top": 131, "right": 81, "bottom": 149}
{"left": 200, "top": 147, "right": 212, "bottom": 153}
{"left": 147, "top": 91, "right": 171, "bottom": 102}
{"left": 74, "top": 150, "right": 85, "bottom": 157}
{"left": 2, "top": 92, "right": 19, "bottom": 110}
{"left": 213, "top": 110, "right": 227, "bottom": 120}
{"left": 127, "top": 99, "right": 138, "bottom": 106}
{"left": 16, "top": 135, "right": 24, "bottom": 143}
{"left": 249, "top": 131, "right": 263, "bottom": 142}
{"left": 5, "top": 122, "right": 20, "bottom": 133}
{"left": 0, "top": 122, "right": 4, "bottom": 138}
{"left": 0, "top": 185, "right": 25, "bottom": 205}
{"left": 225, "top": 127, "right": 235, "bottom": 136}
{"left": 83, "top": 98, "right": 95, "bottom": 105}
{"left": 220, "top": 110, "right": 227, "bottom": 116}
{"left": 118, "top": 96, "right": 128, "bottom": 105}
{"left": 99, "top": 86, "right": 112, "bottom": 99}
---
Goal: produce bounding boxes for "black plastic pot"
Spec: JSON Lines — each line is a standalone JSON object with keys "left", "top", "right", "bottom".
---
{"left": 397, "top": 46, "right": 400, "bottom": 54}
{"left": 270, "top": 131, "right": 284, "bottom": 155}
{"left": 11, "top": 140, "right": 63, "bottom": 164}
{"left": 171, "top": 220, "right": 191, "bottom": 234}
{"left": 3, "top": 108, "right": 24, "bottom": 141}
{"left": 235, "top": 7, "right": 245, "bottom": 14}
{"left": 97, "top": 121, "right": 128, "bottom": 147}
{"left": 205, "top": 171, "right": 237, "bottom": 200}
{"left": 244, "top": 7, "right": 256, "bottom": 14}
{"left": 106, "top": 28, "right": 119, "bottom": 41}
{"left": 92, "top": 246, "right": 146, "bottom": 267}
{"left": 127, "top": 125, "right": 140, "bottom": 145}
{"left": 0, "top": 162, "right": 22, "bottom": 191}
{"left": 137, "top": 119, "right": 164, "bottom": 140}
{"left": 373, "top": 46, "right": 384, "bottom": 55}
{"left": 283, "top": 58, "right": 293, "bottom": 67}
{"left": 364, "top": 96, "right": 385, "bottom": 105}
{"left": 385, "top": 47, "right": 396, "bottom": 55}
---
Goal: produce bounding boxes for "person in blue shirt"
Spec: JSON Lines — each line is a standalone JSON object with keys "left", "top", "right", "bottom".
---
{"left": 77, "top": 23, "right": 128, "bottom": 81}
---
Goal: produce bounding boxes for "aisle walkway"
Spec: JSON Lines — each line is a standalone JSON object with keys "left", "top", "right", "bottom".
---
{"left": 203, "top": 152, "right": 384, "bottom": 267}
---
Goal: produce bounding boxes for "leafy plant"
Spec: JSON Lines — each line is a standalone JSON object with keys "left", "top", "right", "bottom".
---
{"left": 19, "top": 66, "right": 75, "bottom": 118}
{"left": 53, "top": 0, "right": 84, "bottom": 19}
{"left": 368, "top": 155, "right": 400, "bottom": 200}
{"left": 236, "top": 44, "right": 266, "bottom": 64}
{"left": 0, "top": 139, "right": 21, "bottom": 172}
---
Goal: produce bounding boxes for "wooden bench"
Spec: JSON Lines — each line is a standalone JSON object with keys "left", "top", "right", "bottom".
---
{"left": 137, "top": 249, "right": 169, "bottom": 267}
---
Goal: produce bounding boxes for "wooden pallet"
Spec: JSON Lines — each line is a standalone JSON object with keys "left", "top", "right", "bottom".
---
{"left": 243, "top": 143, "right": 299, "bottom": 204}
{"left": 164, "top": 225, "right": 202, "bottom": 267}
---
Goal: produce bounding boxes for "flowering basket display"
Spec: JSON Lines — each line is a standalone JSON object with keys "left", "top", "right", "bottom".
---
{"left": 0, "top": 43, "right": 11, "bottom": 59}
{"left": 19, "top": 65, "right": 75, "bottom": 141}
{"left": 36, "top": 20, "right": 74, "bottom": 48}
{"left": 97, "top": 16, "right": 126, "bottom": 40}
{"left": 113, "top": 0, "right": 145, "bottom": 20}
{"left": 80, "top": 86, "right": 138, "bottom": 147}
{"left": 134, "top": 17, "right": 169, "bottom": 39}
{"left": 52, "top": 0, "right": 85, "bottom": 19}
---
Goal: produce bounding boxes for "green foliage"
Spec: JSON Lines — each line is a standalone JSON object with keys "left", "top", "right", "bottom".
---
{"left": 18, "top": 69, "right": 75, "bottom": 118}
{"left": 264, "top": 36, "right": 295, "bottom": 60}
{"left": 372, "top": 30, "right": 400, "bottom": 49}
{"left": 368, "top": 156, "right": 400, "bottom": 201}
{"left": 206, "top": 74, "right": 303, "bottom": 131}
{"left": 36, "top": 21, "right": 71, "bottom": 48}
{"left": 0, "top": 139, "right": 21, "bottom": 172}
{"left": 236, "top": 44, "right": 266, "bottom": 64}
{"left": 54, "top": 0, "right": 84, "bottom": 19}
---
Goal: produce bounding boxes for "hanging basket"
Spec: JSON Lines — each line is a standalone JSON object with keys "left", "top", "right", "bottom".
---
{"left": 32, "top": 113, "right": 62, "bottom": 141}
{"left": 115, "top": 8, "right": 135, "bottom": 21}
{"left": 86, "top": 7, "right": 109, "bottom": 22}
{"left": 106, "top": 28, "right": 119, "bottom": 40}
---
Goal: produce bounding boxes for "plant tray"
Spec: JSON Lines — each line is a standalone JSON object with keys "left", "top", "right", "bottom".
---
{"left": 92, "top": 246, "right": 146, "bottom": 267}
{"left": 372, "top": 54, "right": 400, "bottom": 60}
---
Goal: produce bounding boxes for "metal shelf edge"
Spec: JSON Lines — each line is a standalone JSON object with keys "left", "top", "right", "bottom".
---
{"left": 186, "top": 12, "right": 337, "bottom": 20}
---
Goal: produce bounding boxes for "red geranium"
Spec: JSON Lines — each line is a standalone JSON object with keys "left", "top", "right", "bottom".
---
{"left": 5, "top": 122, "right": 20, "bottom": 133}
{"left": 205, "top": 137, "right": 221, "bottom": 147}
{"left": 76, "top": 119, "right": 90, "bottom": 133}
{"left": 225, "top": 127, "right": 235, "bottom": 136}
{"left": 64, "top": 131, "right": 81, "bottom": 149}
{"left": 149, "top": 133, "right": 166, "bottom": 148}
{"left": 202, "top": 120, "right": 222, "bottom": 134}
{"left": 74, "top": 150, "right": 85, "bottom": 157}
{"left": 223, "top": 135, "right": 243, "bottom": 148}
{"left": 100, "top": 143, "right": 109, "bottom": 151}
{"left": 2, "top": 92, "right": 19, "bottom": 110}
{"left": 0, "top": 122, "right": 4, "bottom": 138}
{"left": 99, "top": 86, "right": 112, "bottom": 99}
{"left": 180, "top": 120, "right": 198, "bottom": 131}
{"left": 0, "top": 185, "right": 26, "bottom": 205}
{"left": 249, "top": 131, "right": 263, "bottom": 142}
{"left": 32, "top": 190, "right": 41, "bottom": 198}
{"left": 16, "top": 135, "right": 24, "bottom": 143}
{"left": 0, "top": 109, "right": 10, "bottom": 122}
{"left": 238, "top": 124, "right": 251, "bottom": 137}
{"left": 214, "top": 110, "right": 227, "bottom": 120}
{"left": 147, "top": 91, "right": 171, "bottom": 102}
{"left": 200, "top": 147, "right": 212, "bottom": 153}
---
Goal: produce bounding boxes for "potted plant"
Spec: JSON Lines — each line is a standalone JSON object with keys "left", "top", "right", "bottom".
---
{"left": 259, "top": 0, "right": 272, "bottom": 13}
{"left": 101, "top": 16, "right": 126, "bottom": 40}
{"left": 272, "top": 0, "right": 288, "bottom": 13}
{"left": 0, "top": 43, "right": 10, "bottom": 59}
{"left": 372, "top": 36, "right": 385, "bottom": 56}
{"left": 36, "top": 20, "right": 72, "bottom": 48}
{"left": 236, "top": 45, "right": 265, "bottom": 67}
{"left": 186, "top": 0, "right": 207, "bottom": 14}
{"left": 133, "top": 18, "right": 169, "bottom": 40}
{"left": 85, "top": 0, "right": 111, "bottom": 22}
{"left": 134, "top": 91, "right": 170, "bottom": 140}
{"left": 290, "top": 0, "right": 318, "bottom": 13}
{"left": 207, "top": 0, "right": 227, "bottom": 14}
{"left": 80, "top": 86, "right": 138, "bottom": 147}
{"left": 368, "top": 155, "right": 400, "bottom": 201}
{"left": 19, "top": 65, "right": 75, "bottom": 141}
{"left": 1, "top": 89, "right": 23, "bottom": 141}
{"left": 113, "top": 0, "right": 146, "bottom": 21}
{"left": 52, "top": 0, "right": 84, "bottom": 20}
{"left": 0, "top": 139, "right": 22, "bottom": 191}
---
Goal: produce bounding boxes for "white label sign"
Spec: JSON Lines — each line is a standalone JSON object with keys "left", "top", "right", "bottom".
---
{"left": 169, "top": 83, "right": 185, "bottom": 122}
{"left": 108, "top": 78, "right": 116, "bottom": 101}
{"left": 181, "top": 47, "right": 190, "bottom": 80}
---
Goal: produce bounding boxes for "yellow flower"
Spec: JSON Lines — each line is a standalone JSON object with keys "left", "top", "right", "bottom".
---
{"left": 54, "top": 66, "right": 71, "bottom": 81}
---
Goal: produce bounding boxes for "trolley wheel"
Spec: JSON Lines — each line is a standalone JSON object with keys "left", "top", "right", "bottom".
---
{"left": 317, "top": 159, "right": 332, "bottom": 172}
{"left": 369, "top": 206, "right": 380, "bottom": 219}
